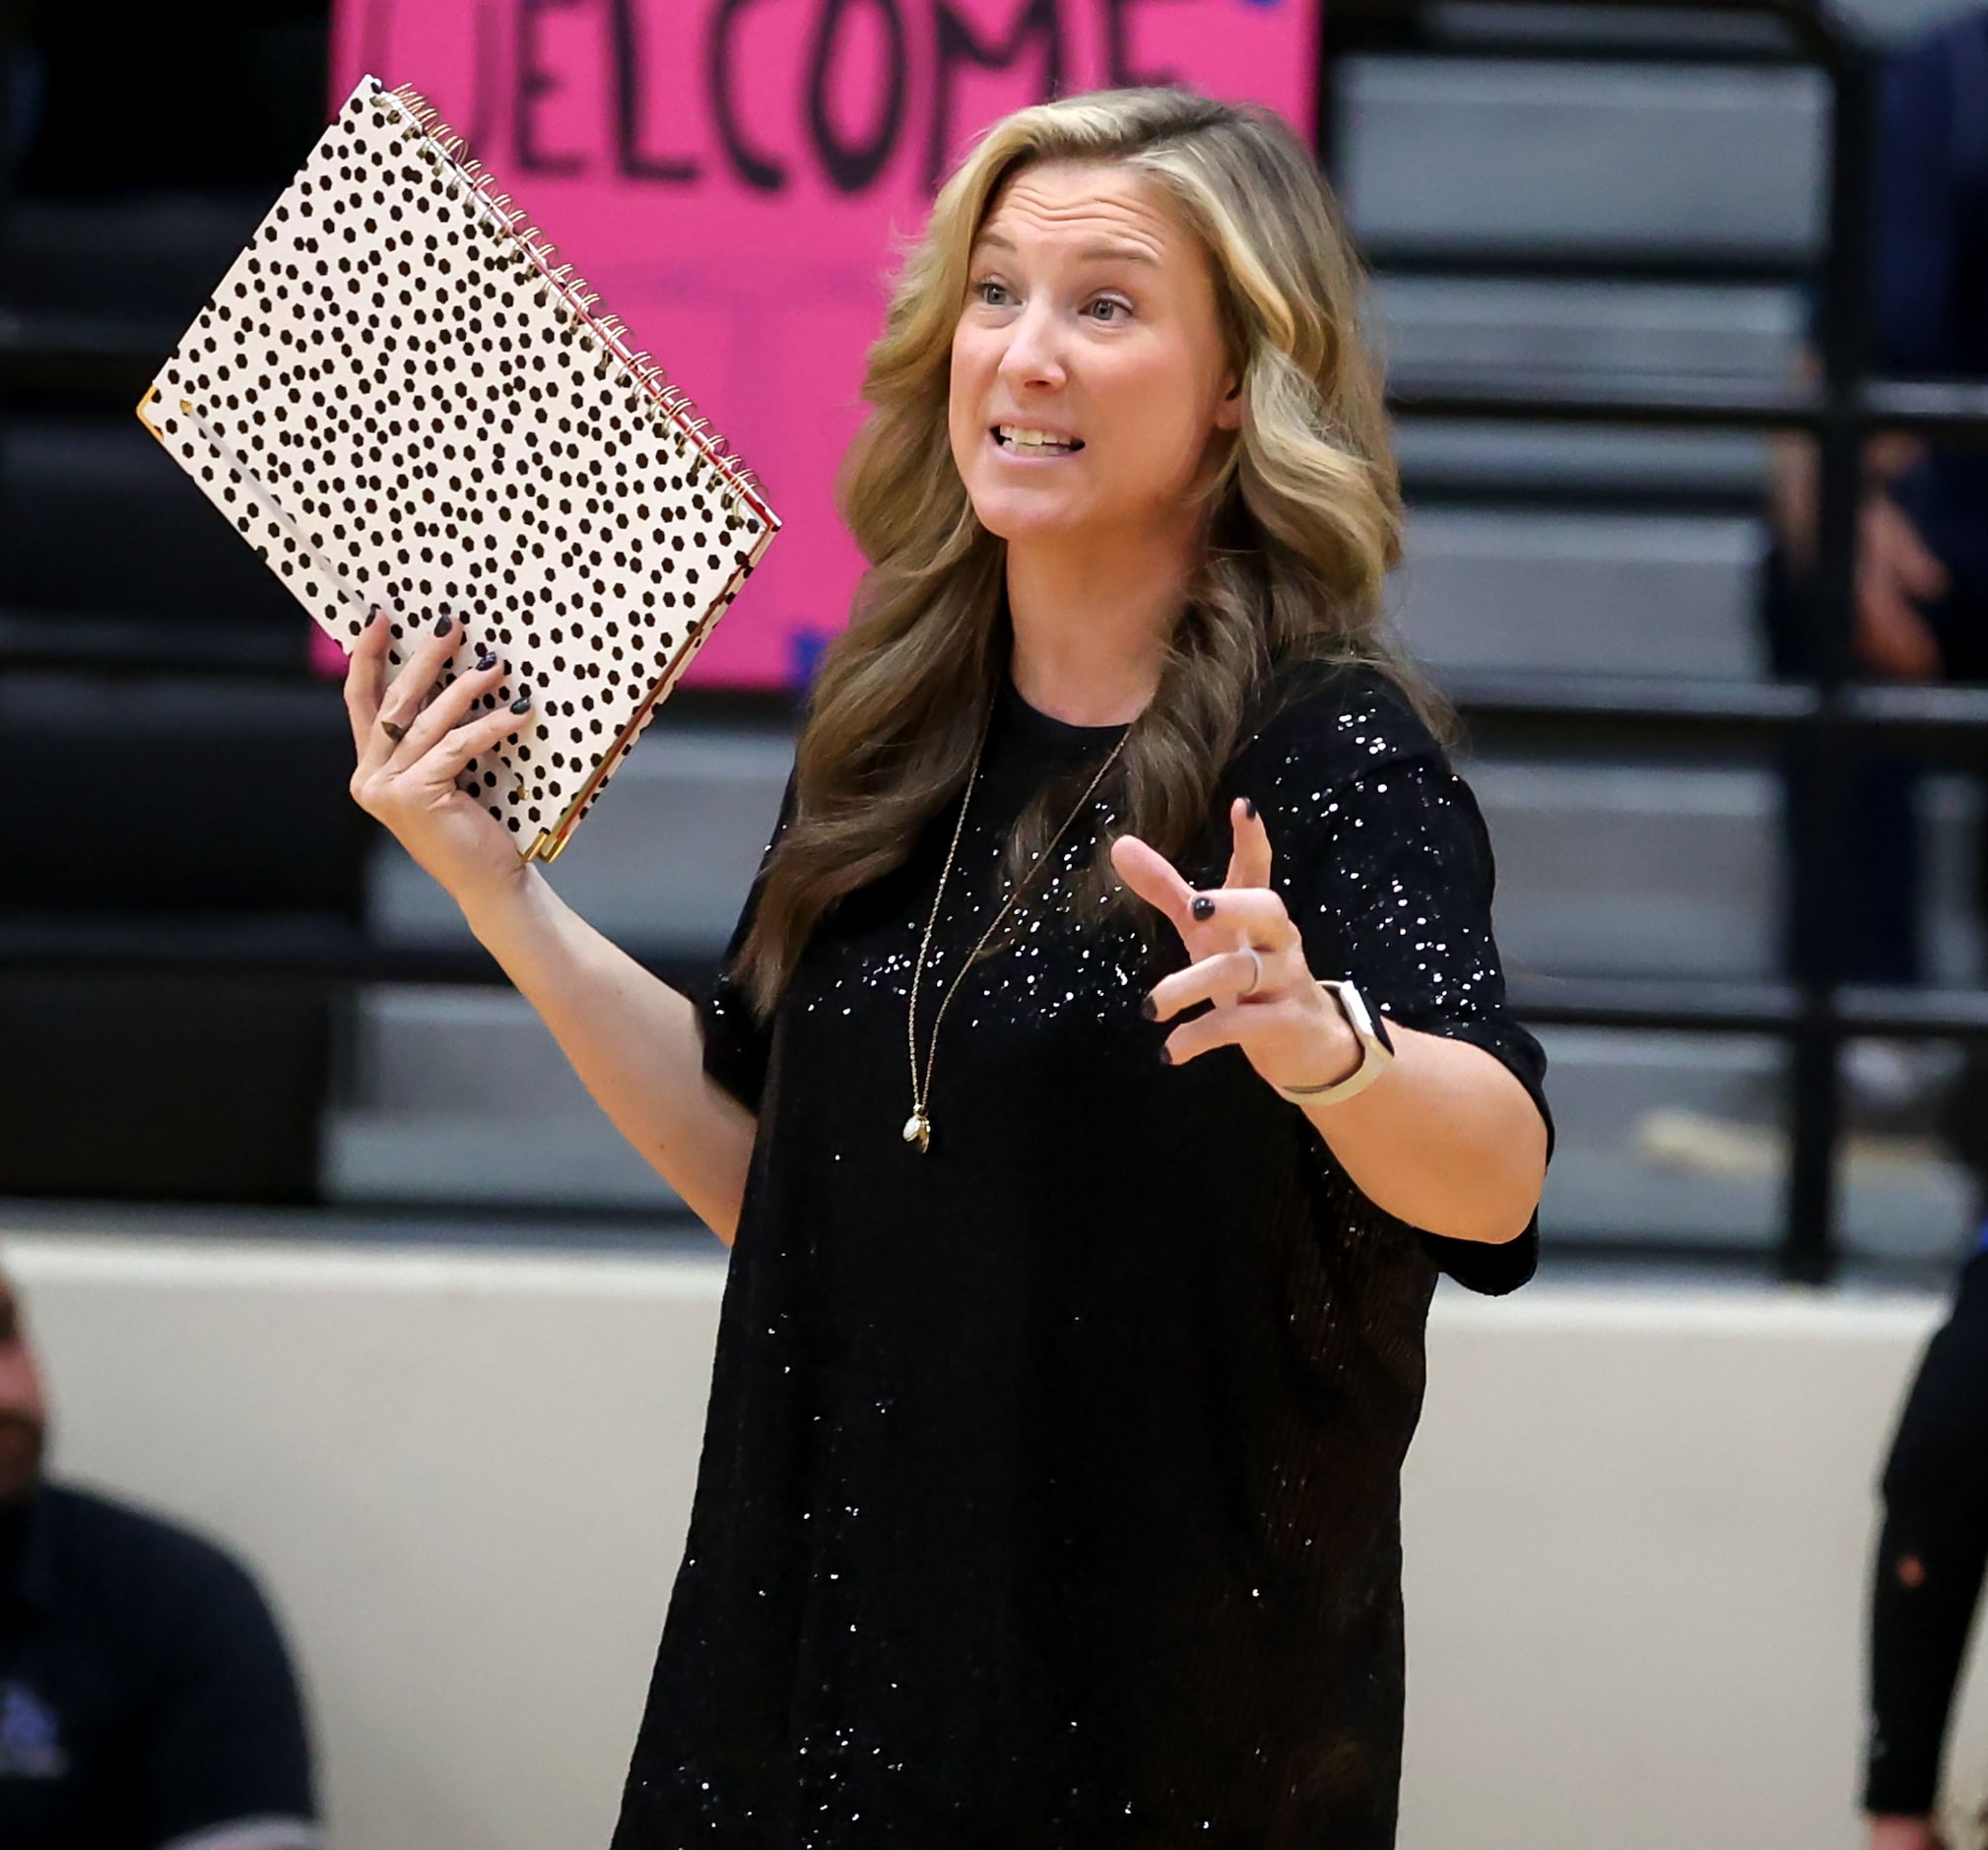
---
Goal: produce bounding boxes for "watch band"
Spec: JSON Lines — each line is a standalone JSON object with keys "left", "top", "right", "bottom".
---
{"left": 1275, "top": 978, "right": 1396, "bottom": 1106}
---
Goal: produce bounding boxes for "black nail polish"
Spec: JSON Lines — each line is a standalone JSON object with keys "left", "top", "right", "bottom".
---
{"left": 1243, "top": 796, "right": 1257, "bottom": 820}
{"left": 1140, "top": 993, "right": 1158, "bottom": 1021}
{"left": 1158, "top": 1045, "right": 1173, "bottom": 1066}
{"left": 509, "top": 694, "right": 532, "bottom": 714}
{"left": 1190, "top": 894, "right": 1217, "bottom": 921}
{"left": 364, "top": 609, "right": 378, "bottom": 628}
{"left": 475, "top": 652, "right": 497, "bottom": 672}
{"left": 433, "top": 614, "right": 451, "bottom": 636}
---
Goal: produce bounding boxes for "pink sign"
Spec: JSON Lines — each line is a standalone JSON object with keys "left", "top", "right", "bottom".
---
{"left": 328, "top": 0, "right": 1319, "bottom": 689}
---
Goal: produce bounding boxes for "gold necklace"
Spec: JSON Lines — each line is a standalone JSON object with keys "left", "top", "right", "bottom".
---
{"left": 902, "top": 698, "right": 1132, "bottom": 1154}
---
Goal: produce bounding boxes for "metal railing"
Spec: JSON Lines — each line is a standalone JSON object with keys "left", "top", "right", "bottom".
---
{"left": 1324, "top": 0, "right": 1988, "bottom": 1280}
{"left": 7, "top": 3, "right": 1988, "bottom": 1274}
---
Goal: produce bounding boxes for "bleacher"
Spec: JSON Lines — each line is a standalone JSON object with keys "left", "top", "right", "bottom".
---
{"left": 1335, "top": 0, "right": 1985, "bottom": 1269}
{"left": 4, "top": 0, "right": 1983, "bottom": 1275}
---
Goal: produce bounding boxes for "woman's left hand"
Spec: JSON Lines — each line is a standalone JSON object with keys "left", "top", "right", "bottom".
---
{"left": 1110, "top": 798, "right": 1359, "bottom": 1096}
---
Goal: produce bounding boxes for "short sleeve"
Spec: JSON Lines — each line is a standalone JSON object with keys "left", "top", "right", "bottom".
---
{"left": 143, "top": 1550, "right": 317, "bottom": 1848}
{"left": 696, "top": 761, "right": 799, "bottom": 1116}
{"left": 1272, "top": 751, "right": 1555, "bottom": 1295}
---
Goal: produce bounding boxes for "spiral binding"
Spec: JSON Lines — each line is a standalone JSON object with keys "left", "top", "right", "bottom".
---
{"left": 377, "top": 79, "right": 770, "bottom": 510}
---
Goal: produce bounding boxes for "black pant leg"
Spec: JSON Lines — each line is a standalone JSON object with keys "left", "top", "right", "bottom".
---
{"left": 1866, "top": 1251, "right": 1988, "bottom": 1815}
{"left": 1760, "top": 542, "right": 1927, "bottom": 985}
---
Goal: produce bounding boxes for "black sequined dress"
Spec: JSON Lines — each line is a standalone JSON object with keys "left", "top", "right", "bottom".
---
{"left": 611, "top": 658, "right": 1555, "bottom": 1850}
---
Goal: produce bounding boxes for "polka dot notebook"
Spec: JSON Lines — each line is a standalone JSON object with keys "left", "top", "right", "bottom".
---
{"left": 137, "top": 74, "right": 781, "bottom": 864}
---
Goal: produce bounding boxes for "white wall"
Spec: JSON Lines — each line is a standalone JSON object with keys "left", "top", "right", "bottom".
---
{"left": 1400, "top": 1288, "right": 1988, "bottom": 1850}
{"left": 6, "top": 1230, "right": 1985, "bottom": 1850}
{"left": 8, "top": 1235, "right": 715, "bottom": 1850}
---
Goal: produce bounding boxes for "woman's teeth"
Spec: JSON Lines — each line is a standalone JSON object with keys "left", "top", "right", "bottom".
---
{"left": 995, "top": 429, "right": 1081, "bottom": 454}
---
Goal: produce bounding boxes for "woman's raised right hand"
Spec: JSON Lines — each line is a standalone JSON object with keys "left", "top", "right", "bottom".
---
{"left": 344, "top": 606, "right": 536, "bottom": 917}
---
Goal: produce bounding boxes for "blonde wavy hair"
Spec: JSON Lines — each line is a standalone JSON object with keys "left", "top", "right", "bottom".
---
{"left": 731, "top": 83, "right": 1450, "bottom": 1016}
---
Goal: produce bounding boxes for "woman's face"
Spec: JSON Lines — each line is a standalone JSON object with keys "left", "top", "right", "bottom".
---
{"left": 948, "top": 160, "right": 1241, "bottom": 554}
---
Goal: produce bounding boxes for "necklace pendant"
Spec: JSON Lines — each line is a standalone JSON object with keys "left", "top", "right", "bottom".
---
{"left": 901, "top": 1111, "right": 932, "bottom": 1154}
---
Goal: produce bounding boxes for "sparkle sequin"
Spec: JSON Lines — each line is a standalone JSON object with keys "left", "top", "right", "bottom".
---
{"left": 613, "top": 661, "right": 1555, "bottom": 1849}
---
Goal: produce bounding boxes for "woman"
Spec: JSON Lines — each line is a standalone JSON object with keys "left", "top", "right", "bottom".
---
{"left": 344, "top": 85, "right": 1553, "bottom": 1849}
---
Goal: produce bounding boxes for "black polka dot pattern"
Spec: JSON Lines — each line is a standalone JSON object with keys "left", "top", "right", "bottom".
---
{"left": 138, "top": 74, "right": 780, "bottom": 862}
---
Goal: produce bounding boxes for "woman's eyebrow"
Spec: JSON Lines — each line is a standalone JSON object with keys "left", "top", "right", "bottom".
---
{"left": 971, "top": 231, "right": 1160, "bottom": 267}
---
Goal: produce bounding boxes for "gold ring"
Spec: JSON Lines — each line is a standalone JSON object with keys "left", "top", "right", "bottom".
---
{"left": 380, "top": 718, "right": 407, "bottom": 742}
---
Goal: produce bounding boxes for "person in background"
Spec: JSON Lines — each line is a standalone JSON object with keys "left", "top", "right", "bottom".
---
{"left": 1768, "top": 0, "right": 1988, "bottom": 696}
{"left": 0, "top": 1263, "right": 321, "bottom": 1850}
{"left": 1764, "top": 15, "right": 1988, "bottom": 1845}
{"left": 1865, "top": 1229, "right": 1988, "bottom": 1850}
{"left": 1764, "top": 3, "right": 1988, "bottom": 1136}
